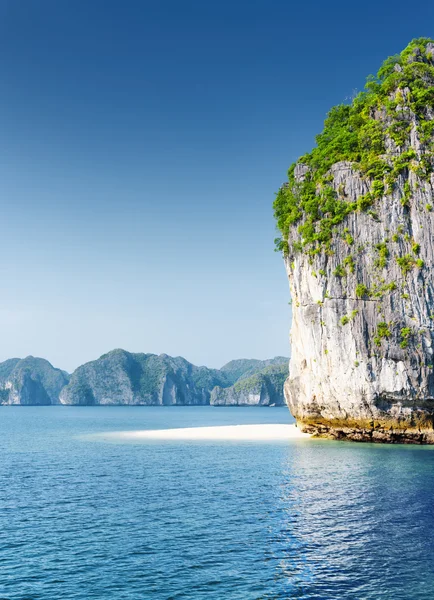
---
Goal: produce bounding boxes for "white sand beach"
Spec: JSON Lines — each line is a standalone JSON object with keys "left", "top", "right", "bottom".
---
{"left": 93, "top": 423, "right": 311, "bottom": 441}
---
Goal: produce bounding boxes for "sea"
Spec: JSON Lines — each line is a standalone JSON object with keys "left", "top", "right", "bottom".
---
{"left": 1, "top": 406, "right": 434, "bottom": 600}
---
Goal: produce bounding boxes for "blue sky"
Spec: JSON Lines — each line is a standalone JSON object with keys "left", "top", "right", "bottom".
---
{"left": 0, "top": 0, "right": 433, "bottom": 372}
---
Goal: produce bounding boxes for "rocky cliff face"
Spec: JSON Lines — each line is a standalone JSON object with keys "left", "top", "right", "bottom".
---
{"left": 61, "top": 351, "right": 289, "bottom": 406}
{"left": 211, "top": 363, "right": 288, "bottom": 406}
{"left": 0, "top": 357, "right": 69, "bottom": 405}
{"left": 274, "top": 39, "right": 434, "bottom": 443}
{"left": 60, "top": 351, "right": 290, "bottom": 406}
{"left": 60, "top": 350, "right": 230, "bottom": 405}
{"left": 219, "top": 357, "right": 288, "bottom": 384}
{"left": 0, "top": 351, "right": 288, "bottom": 406}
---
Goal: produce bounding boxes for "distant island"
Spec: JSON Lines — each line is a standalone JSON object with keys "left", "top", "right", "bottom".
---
{"left": 274, "top": 38, "right": 434, "bottom": 443}
{"left": 0, "top": 352, "right": 288, "bottom": 406}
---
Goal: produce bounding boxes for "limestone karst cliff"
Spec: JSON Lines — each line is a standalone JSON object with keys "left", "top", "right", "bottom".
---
{"left": 211, "top": 362, "right": 288, "bottom": 406}
{"left": 0, "top": 357, "right": 69, "bottom": 405}
{"left": 60, "top": 349, "right": 230, "bottom": 405}
{"left": 274, "top": 38, "right": 434, "bottom": 443}
{"left": 219, "top": 356, "right": 288, "bottom": 383}
{"left": 60, "top": 351, "right": 288, "bottom": 406}
{"left": 58, "top": 351, "right": 288, "bottom": 406}
{"left": 0, "top": 351, "right": 288, "bottom": 406}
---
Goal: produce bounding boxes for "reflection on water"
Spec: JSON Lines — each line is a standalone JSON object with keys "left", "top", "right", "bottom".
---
{"left": 1, "top": 407, "right": 434, "bottom": 600}
{"left": 271, "top": 442, "right": 434, "bottom": 599}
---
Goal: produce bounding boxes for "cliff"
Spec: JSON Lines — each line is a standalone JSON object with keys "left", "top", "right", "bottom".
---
{"left": 61, "top": 351, "right": 289, "bottom": 406}
{"left": 0, "top": 357, "right": 70, "bottom": 405}
{"left": 211, "top": 363, "right": 288, "bottom": 406}
{"left": 219, "top": 356, "right": 288, "bottom": 384}
{"left": 0, "top": 351, "right": 288, "bottom": 406}
{"left": 59, "top": 349, "right": 230, "bottom": 405}
{"left": 274, "top": 38, "right": 434, "bottom": 443}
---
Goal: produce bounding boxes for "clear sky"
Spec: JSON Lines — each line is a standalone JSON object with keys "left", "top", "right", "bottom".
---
{"left": 1, "top": 0, "right": 433, "bottom": 372}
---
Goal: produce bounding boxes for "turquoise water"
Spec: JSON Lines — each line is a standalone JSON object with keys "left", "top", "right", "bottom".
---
{"left": 1, "top": 407, "right": 434, "bottom": 599}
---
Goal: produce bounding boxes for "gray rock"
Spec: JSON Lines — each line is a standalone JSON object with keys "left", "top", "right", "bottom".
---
{"left": 285, "top": 162, "right": 434, "bottom": 442}
{"left": 293, "top": 163, "right": 311, "bottom": 182}
{"left": 219, "top": 356, "right": 288, "bottom": 385}
{"left": 0, "top": 357, "right": 69, "bottom": 405}
{"left": 211, "top": 363, "right": 288, "bottom": 406}
{"left": 278, "top": 40, "right": 434, "bottom": 443}
{"left": 0, "top": 351, "right": 290, "bottom": 407}
{"left": 60, "top": 349, "right": 231, "bottom": 405}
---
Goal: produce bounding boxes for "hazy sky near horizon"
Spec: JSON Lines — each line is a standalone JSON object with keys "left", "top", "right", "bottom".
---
{"left": 1, "top": 0, "right": 433, "bottom": 372}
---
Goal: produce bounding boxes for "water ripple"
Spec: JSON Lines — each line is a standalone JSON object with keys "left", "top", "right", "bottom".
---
{"left": 1, "top": 407, "right": 434, "bottom": 599}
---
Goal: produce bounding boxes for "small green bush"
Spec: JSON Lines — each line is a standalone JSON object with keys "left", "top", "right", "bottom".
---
{"left": 400, "top": 327, "right": 412, "bottom": 349}
{"left": 343, "top": 256, "right": 355, "bottom": 274}
{"left": 333, "top": 264, "right": 346, "bottom": 277}
{"left": 375, "top": 242, "right": 389, "bottom": 268}
{"left": 374, "top": 321, "right": 392, "bottom": 346}
{"left": 396, "top": 254, "right": 415, "bottom": 275}
{"left": 377, "top": 322, "right": 391, "bottom": 337}
{"left": 355, "top": 283, "right": 369, "bottom": 298}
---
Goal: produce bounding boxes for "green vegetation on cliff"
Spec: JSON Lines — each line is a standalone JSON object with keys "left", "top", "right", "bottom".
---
{"left": 274, "top": 37, "right": 434, "bottom": 255}
{"left": 0, "top": 357, "right": 70, "bottom": 405}
{"left": 60, "top": 351, "right": 289, "bottom": 406}
{"left": 0, "top": 353, "right": 289, "bottom": 406}
{"left": 211, "top": 362, "right": 288, "bottom": 406}
{"left": 274, "top": 37, "right": 434, "bottom": 363}
{"left": 220, "top": 356, "right": 288, "bottom": 384}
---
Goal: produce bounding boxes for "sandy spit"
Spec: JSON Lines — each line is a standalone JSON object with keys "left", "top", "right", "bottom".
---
{"left": 90, "top": 424, "right": 311, "bottom": 441}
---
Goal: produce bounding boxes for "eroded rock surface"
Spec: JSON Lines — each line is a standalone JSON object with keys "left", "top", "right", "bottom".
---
{"left": 0, "top": 352, "right": 289, "bottom": 406}
{"left": 275, "top": 39, "right": 434, "bottom": 442}
{"left": 0, "top": 357, "right": 69, "bottom": 405}
{"left": 211, "top": 362, "right": 288, "bottom": 406}
{"left": 60, "top": 350, "right": 229, "bottom": 405}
